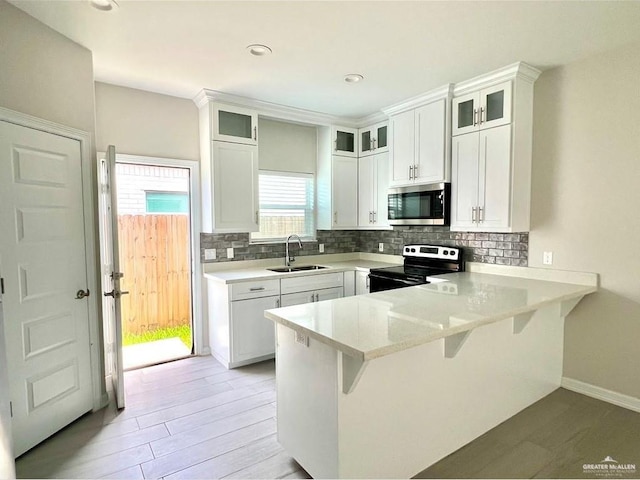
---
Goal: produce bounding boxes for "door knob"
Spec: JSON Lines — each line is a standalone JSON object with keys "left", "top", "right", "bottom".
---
{"left": 104, "top": 289, "right": 129, "bottom": 299}
{"left": 75, "top": 289, "right": 90, "bottom": 300}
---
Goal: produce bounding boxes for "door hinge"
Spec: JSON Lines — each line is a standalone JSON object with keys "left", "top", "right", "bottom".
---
{"left": 0, "top": 277, "right": 4, "bottom": 295}
{"left": 9, "top": 401, "right": 13, "bottom": 418}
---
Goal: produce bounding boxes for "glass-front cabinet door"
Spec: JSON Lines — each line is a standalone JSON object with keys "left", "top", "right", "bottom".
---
{"left": 452, "top": 92, "right": 479, "bottom": 137}
{"left": 332, "top": 126, "right": 358, "bottom": 157}
{"left": 479, "top": 81, "right": 512, "bottom": 131}
{"left": 358, "top": 122, "right": 388, "bottom": 156}
{"left": 212, "top": 104, "right": 258, "bottom": 145}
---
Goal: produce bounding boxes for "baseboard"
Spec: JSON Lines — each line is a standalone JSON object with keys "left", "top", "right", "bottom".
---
{"left": 561, "top": 377, "right": 640, "bottom": 413}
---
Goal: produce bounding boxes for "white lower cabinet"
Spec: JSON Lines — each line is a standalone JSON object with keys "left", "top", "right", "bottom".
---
{"left": 281, "top": 287, "right": 343, "bottom": 307}
{"left": 355, "top": 270, "right": 370, "bottom": 295}
{"left": 208, "top": 278, "right": 279, "bottom": 369}
{"left": 231, "top": 295, "right": 279, "bottom": 364}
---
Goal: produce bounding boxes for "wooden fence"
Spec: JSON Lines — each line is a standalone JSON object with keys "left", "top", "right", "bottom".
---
{"left": 118, "top": 214, "right": 191, "bottom": 335}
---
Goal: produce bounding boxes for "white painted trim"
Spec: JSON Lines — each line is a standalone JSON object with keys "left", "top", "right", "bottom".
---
{"left": 453, "top": 61, "right": 542, "bottom": 96}
{"left": 0, "top": 106, "right": 105, "bottom": 411}
{"left": 561, "top": 377, "right": 640, "bottom": 413}
{"left": 114, "top": 154, "right": 206, "bottom": 356}
{"left": 382, "top": 84, "right": 453, "bottom": 117}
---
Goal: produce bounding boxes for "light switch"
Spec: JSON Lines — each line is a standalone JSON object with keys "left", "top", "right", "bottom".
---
{"left": 319, "top": 244, "right": 325, "bottom": 253}
{"left": 379, "top": 242, "right": 384, "bottom": 253}
{"left": 204, "top": 249, "right": 216, "bottom": 260}
{"left": 543, "top": 251, "right": 553, "bottom": 265}
{"left": 227, "top": 247, "right": 234, "bottom": 259}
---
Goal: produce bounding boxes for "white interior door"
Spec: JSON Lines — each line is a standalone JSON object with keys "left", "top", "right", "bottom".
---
{"left": 97, "top": 146, "right": 125, "bottom": 409}
{"left": 0, "top": 121, "right": 94, "bottom": 456}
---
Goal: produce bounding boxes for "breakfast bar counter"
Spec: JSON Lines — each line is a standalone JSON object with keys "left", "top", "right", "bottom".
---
{"left": 265, "top": 264, "right": 598, "bottom": 479}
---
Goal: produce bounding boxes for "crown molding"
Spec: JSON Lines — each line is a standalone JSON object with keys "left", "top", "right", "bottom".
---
{"left": 453, "top": 61, "right": 542, "bottom": 96}
{"left": 382, "top": 84, "right": 453, "bottom": 117}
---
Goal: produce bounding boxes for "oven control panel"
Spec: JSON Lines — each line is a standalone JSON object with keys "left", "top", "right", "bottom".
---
{"left": 403, "top": 244, "right": 460, "bottom": 261}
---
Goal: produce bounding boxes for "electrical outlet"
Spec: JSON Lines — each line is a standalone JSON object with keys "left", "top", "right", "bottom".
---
{"left": 543, "top": 251, "right": 553, "bottom": 265}
{"left": 295, "top": 330, "right": 309, "bottom": 347}
{"left": 378, "top": 242, "right": 384, "bottom": 253}
{"left": 204, "top": 248, "right": 216, "bottom": 261}
{"left": 227, "top": 247, "right": 234, "bottom": 259}
{"left": 319, "top": 243, "right": 325, "bottom": 253}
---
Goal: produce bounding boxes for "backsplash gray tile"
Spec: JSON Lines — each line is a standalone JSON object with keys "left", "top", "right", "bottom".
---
{"left": 200, "top": 227, "right": 528, "bottom": 266}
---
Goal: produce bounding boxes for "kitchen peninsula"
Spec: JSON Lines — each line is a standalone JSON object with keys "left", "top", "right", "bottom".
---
{"left": 265, "top": 264, "right": 597, "bottom": 479}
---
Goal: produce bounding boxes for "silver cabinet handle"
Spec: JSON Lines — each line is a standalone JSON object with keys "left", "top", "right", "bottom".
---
{"left": 334, "top": 139, "right": 338, "bottom": 152}
{"left": 478, "top": 206, "right": 484, "bottom": 222}
{"left": 373, "top": 211, "right": 377, "bottom": 223}
{"left": 372, "top": 138, "right": 377, "bottom": 150}
{"left": 369, "top": 212, "right": 373, "bottom": 223}
{"left": 409, "top": 165, "right": 413, "bottom": 180}
{"left": 310, "top": 293, "right": 315, "bottom": 302}
{"left": 473, "top": 109, "right": 478, "bottom": 126}
{"left": 472, "top": 206, "right": 477, "bottom": 223}
{"left": 366, "top": 276, "right": 370, "bottom": 288}
{"left": 253, "top": 126, "right": 257, "bottom": 141}
{"left": 249, "top": 287, "right": 265, "bottom": 291}
{"left": 334, "top": 211, "right": 338, "bottom": 224}
{"left": 276, "top": 298, "right": 280, "bottom": 307}
{"left": 480, "top": 107, "right": 485, "bottom": 124}
{"left": 255, "top": 210, "right": 259, "bottom": 224}
{"left": 413, "top": 164, "right": 419, "bottom": 178}
{"left": 315, "top": 293, "right": 319, "bottom": 302}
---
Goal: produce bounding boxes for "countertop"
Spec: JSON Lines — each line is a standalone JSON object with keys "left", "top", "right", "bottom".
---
{"left": 265, "top": 270, "right": 598, "bottom": 361}
{"left": 203, "top": 259, "right": 400, "bottom": 284}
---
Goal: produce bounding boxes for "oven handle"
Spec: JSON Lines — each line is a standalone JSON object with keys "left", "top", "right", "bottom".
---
{"left": 368, "top": 273, "right": 425, "bottom": 286}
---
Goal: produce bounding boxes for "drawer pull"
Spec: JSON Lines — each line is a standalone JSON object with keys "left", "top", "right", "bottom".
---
{"left": 249, "top": 287, "right": 266, "bottom": 291}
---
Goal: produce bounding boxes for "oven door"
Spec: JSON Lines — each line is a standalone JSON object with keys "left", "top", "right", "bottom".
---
{"left": 387, "top": 183, "right": 450, "bottom": 226}
{"left": 368, "top": 273, "right": 426, "bottom": 293}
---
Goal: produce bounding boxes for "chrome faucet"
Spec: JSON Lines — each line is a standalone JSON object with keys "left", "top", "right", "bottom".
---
{"left": 285, "top": 234, "right": 303, "bottom": 267}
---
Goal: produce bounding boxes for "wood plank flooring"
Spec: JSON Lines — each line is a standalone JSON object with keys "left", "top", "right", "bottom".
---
{"left": 15, "top": 355, "right": 640, "bottom": 479}
{"left": 16, "top": 356, "right": 309, "bottom": 480}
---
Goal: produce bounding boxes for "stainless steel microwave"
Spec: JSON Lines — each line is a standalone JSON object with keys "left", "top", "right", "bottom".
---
{"left": 387, "top": 182, "right": 450, "bottom": 226}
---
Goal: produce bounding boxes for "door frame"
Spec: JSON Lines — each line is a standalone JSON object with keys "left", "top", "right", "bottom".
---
{"left": 0, "top": 106, "right": 106, "bottom": 411}
{"left": 113, "top": 154, "right": 205, "bottom": 356}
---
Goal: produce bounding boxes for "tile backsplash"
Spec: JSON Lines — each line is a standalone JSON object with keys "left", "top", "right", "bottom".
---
{"left": 200, "top": 227, "right": 528, "bottom": 266}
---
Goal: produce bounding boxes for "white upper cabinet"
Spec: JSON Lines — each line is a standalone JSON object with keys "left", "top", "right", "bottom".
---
{"left": 387, "top": 91, "right": 451, "bottom": 188}
{"left": 452, "top": 81, "right": 512, "bottom": 137}
{"left": 199, "top": 99, "right": 259, "bottom": 233}
{"left": 450, "top": 62, "right": 541, "bottom": 232}
{"left": 358, "top": 122, "right": 389, "bottom": 157}
{"left": 332, "top": 126, "right": 358, "bottom": 157}
{"left": 211, "top": 104, "right": 259, "bottom": 145}
{"left": 358, "top": 151, "right": 390, "bottom": 228}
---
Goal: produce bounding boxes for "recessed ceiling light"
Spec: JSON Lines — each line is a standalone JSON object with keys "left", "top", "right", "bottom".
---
{"left": 90, "top": 0, "right": 118, "bottom": 11}
{"left": 344, "top": 74, "right": 364, "bottom": 84}
{"left": 247, "top": 44, "right": 273, "bottom": 56}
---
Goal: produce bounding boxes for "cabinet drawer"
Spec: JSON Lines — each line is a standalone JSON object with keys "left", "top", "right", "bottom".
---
{"left": 281, "top": 272, "right": 343, "bottom": 295}
{"left": 230, "top": 279, "right": 280, "bottom": 301}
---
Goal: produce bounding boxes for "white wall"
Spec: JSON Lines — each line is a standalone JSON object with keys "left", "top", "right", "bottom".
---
{"left": 0, "top": 0, "right": 102, "bottom": 474}
{"left": 95, "top": 82, "right": 200, "bottom": 161}
{"left": 258, "top": 118, "right": 317, "bottom": 174}
{"left": 530, "top": 41, "right": 640, "bottom": 398}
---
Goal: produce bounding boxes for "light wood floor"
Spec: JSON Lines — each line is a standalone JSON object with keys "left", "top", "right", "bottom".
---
{"left": 16, "top": 355, "right": 640, "bottom": 479}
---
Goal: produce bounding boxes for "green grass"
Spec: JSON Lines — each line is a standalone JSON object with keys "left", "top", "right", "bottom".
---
{"left": 123, "top": 324, "right": 192, "bottom": 349}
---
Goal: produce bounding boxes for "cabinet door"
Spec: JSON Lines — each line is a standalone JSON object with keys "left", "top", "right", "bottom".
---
{"left": 211, "top": 104, "right": 258, "bottom": 145}
{"left": 280, "top": 290, "right": 317, "bottom": 307}
{"left": 358, "top": 127, "right": 373, "bottom": 157}
{"left": 332, "top": 126, "right": 358, "bottom": 157}
{"left": 374, "top": 123, "right": 389, "bottom": 153}
{"left": 355, "top": 271, "right": 370, "bottom": 295}
{"left": 478, "top": 125, "right": 512, "bottom": 229}
{"left": 452, "top": 92, "right": 479, "bottom": 137}
{"left": 374, "top": 151, "right": 390, "bottom": 227}
{"left": 315, "top": 287, "right": 343, "bottom": 302}
{"left": 451, "top": 133, "right": 480, "bottom": 230}
{"left": 479, "top": 81, "right": 512, "bottom": 131}
{"left": 358, "top": 156, "right": 375, "bottom": 227}
{"left": 415, "top": 99, "right": 447, "bottom": 184}
{"left": 212, "top": 141, "right": 259, "bottom": 232}
{"left": 332, "top": 156, "right": 358, "bottom": 227}
{"left": 230, "top": 295, "right": 279, "bottom": 363}
{"left": 389, "top": 110, "right": 415, "bottom": 187}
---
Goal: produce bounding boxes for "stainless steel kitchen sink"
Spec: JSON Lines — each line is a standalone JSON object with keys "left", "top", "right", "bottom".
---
{"left": 267, "top": 265, "right": 328, "bottom": 273}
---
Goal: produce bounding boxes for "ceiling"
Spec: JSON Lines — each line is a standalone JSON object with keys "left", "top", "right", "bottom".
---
{"left": 10, "top": 0, "right": 640, "bottom": 119}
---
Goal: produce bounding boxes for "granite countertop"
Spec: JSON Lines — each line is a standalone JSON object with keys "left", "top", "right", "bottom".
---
{"left": 264, "top": 271, "right": 598, "bottom": 361}
{"left": 203, "top": 259, "right": 400, "bottom": 284}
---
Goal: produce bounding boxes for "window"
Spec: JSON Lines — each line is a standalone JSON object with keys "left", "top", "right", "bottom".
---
{"left": 145, "top": 191, "right": 189, "bottom": 214}
{"left": 251, "top": 171, "right": 315, "bottom": 241}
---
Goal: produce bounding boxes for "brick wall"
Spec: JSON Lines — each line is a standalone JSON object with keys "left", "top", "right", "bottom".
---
{"left": 201, "top": 227, "right": 528, "bottom": 266}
